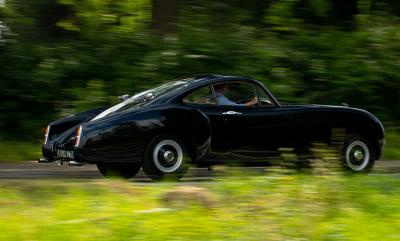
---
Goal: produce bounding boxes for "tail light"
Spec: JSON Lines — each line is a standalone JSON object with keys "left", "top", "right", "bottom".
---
{"left": 74, "top": 126, "right": 82, "bottom": 147}
{"left": 43, "top": 125, "right": 50, "bottom": 144}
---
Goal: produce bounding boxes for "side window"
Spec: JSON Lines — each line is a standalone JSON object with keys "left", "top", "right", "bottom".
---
{"left": 255, "top": 85, "right": 274, "bottom": 106}
{"left": 213, "top": 82, "right": 257, "bottom": 106}
{"left": 183, "top": 85, "right": 216, "bottom": 105}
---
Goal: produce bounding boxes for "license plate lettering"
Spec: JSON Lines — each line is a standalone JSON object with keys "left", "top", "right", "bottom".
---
{"left": 57, "top": 150, "right": 74, "bottom": 159}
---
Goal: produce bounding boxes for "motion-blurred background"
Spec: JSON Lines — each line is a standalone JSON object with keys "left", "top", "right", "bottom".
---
{"left": 1, "top": 2, "right": 400, "bottom": 240}
{"left": 0, "top": 0, "right": 399, "bottom": 160}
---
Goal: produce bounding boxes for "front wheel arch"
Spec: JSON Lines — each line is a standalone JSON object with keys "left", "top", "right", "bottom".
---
{"left": 345, "top": 127, "right": 383, "bottom": 160}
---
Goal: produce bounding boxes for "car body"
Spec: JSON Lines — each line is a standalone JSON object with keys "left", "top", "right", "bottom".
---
{"left": 40, "top": 75, "right": 385, "bottom": 178}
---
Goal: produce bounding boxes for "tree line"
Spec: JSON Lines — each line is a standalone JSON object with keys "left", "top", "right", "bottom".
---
{"left": 0, "top": 0, "right": 399, "bottom": 141}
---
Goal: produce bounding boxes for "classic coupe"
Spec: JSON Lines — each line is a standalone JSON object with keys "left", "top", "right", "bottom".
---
{"left": 40, "top": 75, "right": 385, "bottom": 179}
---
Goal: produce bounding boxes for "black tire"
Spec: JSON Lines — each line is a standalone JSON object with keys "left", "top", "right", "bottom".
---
{"left": 96, "top": 162, "right": 141, "bottom": 179}
{"left": 342, "top": 135, "right": 375, "bottom": 173}
{"left": 142, "top": 134, "right": 190, "bottom": 180}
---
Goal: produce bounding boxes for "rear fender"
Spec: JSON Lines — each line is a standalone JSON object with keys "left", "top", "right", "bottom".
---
{"left": 48, "top": 107, "right": 108, "bottom": 138}
{"left": 159, "top": 107, "right": 211, "bottom": 162}
{"left": 42, "top": 107, "right": 108, "bottom": 159}
{"left": 76, "top": 106, "right": 211, "bottom": 164}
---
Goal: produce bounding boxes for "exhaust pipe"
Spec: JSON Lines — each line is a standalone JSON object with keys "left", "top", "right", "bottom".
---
{"left": 57, "top": 160, "right": 84, "bottom": 166}
{"left": 38, "top": 157, "right": 51, "bottom": 163}
{"left": 68, "top": 161, "right": 84, "bottom": 166}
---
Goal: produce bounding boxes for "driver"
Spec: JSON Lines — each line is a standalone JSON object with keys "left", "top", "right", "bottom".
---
{"left": 214, "top": 83, "right": 258, "bottom": 106}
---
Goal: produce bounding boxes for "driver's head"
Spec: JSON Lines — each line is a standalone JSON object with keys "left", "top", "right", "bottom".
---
{"left": 214, "top": 83, "right": 229, "bottom": 94}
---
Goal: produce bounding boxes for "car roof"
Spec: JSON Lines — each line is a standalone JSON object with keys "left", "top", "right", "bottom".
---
{"left": 185, "top": 74, "right": 250, "bottom": 83}
{"left": 150, "top": 74, "right": 242, "bottom": 103}
{"left": 156, "top": 74, "right": 281, "bottom": 106}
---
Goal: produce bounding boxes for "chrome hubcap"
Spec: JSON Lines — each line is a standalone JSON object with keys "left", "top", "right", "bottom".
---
{"left": 345, "top": 140, "right": 370, "bottom": 171}
{"left": 163, "top": 151, "right": 175, "bottom": 162}
{"left": 153, "top": 139, "right": 183, "bottom": 173}
{"left": 353, "top": 150, "right": 364, "bottom": 161}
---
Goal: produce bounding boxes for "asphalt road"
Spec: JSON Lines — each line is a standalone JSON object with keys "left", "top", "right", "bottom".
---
{"left": 0, "top": 160, "right": 399, "bottom": 181}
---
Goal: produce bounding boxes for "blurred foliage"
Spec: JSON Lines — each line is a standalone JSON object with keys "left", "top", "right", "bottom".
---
{"left": 383, "top": 127, "right": 400, "bottom": 160}
{"left": 1, "top": 174, "right": 400, "bottom": 240}
{"left": 0, "top": 141, "right": 39, "bottom": 161}
{"left": 0, "top": 0, "right": 399, "bottom": 143}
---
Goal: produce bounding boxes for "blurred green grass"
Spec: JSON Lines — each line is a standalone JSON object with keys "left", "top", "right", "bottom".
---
{"left": 0, "top": 127, "right": 398, "bottom": 162}
{"left": 0, "top": 174, "right": 399, "bottom": 241}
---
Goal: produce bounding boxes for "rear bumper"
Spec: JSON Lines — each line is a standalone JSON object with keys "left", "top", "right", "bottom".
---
{"left": 41, "top": 143, "right": 78, "bottom": 162}
{"left": 42, "top": 142, "right": 55, "bottom": 160}
{"left": 38, "top": 157, "right": 83, "bottom": 166}
{"left": 41, "top": 142, "right": 97, "bottom": 165}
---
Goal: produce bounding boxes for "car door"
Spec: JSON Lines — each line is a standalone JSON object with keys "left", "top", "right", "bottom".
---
{"left": 182, "top": 84, "right": 229, "bottom": 153}
{"left": 213, "top": 81, "right": 293, "bottom": 158}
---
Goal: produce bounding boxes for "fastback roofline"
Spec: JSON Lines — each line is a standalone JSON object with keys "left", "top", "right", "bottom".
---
{"left": 163, "top": 74, "right": 281, "bottom": 107}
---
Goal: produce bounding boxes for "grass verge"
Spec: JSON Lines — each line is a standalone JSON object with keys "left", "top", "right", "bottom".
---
{"left": 0, "top": 173, "right": 399, "bottom": 241}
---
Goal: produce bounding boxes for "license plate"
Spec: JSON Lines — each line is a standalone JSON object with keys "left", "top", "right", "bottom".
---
{"left": 56, "top": 149, "right": 74, "bottom": 159}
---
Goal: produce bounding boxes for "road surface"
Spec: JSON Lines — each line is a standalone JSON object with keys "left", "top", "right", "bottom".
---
{"left": 0, "top": 160, "right": 399, "bottom": 180}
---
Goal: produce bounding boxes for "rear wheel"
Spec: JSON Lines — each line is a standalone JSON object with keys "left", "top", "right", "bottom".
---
{"left": 96, "top": 162, "right": 141, "bottom": 179}
{"left": 342, "top": 135, "right": 375, "bottom": 173}
{"left": 142, "top": 134, "right": 189, "bottom": 180}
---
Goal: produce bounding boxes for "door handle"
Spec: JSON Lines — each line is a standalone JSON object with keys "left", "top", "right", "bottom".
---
{"left": 222, "top": 111, "right": 242, "bottom": 115}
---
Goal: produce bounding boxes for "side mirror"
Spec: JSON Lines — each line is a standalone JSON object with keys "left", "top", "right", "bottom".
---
{"left": 119, "top": 94, "right": 130, "bottom": 102}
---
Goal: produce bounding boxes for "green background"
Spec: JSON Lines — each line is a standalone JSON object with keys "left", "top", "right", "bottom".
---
{"left": 0, "top": 0, "right": 399, "bottom": 160}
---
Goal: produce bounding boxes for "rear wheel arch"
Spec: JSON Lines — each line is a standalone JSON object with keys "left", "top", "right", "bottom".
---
{"left": 142, "top": 133, "right": 190, "bottom": 180}
{"left": 147, "top": 107, "right": 211, "bottom": 163}
{"left": 145, "top": 129, "right": 197, "bottom": 163}
{"left": 341, "top": 134, "right": 376, "bottom": 172}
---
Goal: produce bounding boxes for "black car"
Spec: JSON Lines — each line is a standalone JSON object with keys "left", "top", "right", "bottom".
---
{"left": 40, "top": 75, "right": 385, "bottom": 179}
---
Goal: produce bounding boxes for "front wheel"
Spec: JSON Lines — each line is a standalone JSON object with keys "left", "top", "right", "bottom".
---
{"left": 342, "top": 135, "right": 375, "bottom": 173}
{"left": 142, "top": 134, "right": 189, "bottom": 180}
{"left": 96, "top": 162, "right": 141, "bottom": 179}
